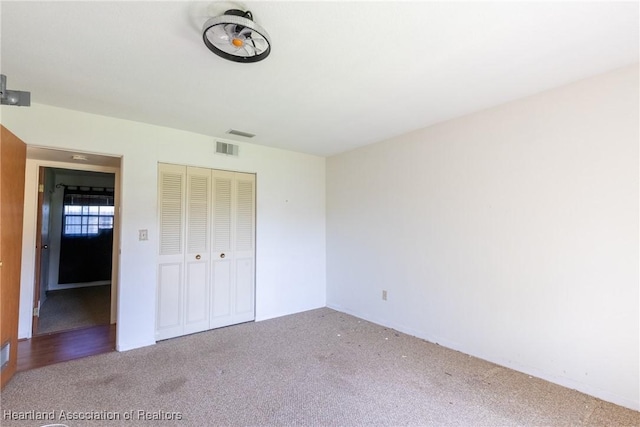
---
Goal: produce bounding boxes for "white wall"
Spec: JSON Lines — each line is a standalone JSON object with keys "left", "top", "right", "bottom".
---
{"left": 2, "top": 103, "right": 326, "bottom": 351}
{"left": 327, "top": 64, "right": 639, "bottom": 410}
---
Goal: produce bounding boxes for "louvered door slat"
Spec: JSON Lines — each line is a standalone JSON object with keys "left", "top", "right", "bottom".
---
{"left": 187, "top": 172, "right": 210, "bottom": 253}
{"left": 236, "top": 179, "right": 254, "bottom": 252}
{"left": 159, "top": 172, "right": 183, "bottom": 255}
{"left": 213, "top": 176, "right": 232, "bottom": 252}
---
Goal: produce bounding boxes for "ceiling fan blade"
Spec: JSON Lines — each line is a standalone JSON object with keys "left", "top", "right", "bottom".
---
{"left": 245, "top": 41, "right": 265, "bottom": 55}
{"left": 242, "top": 45, "right": 256, "bottom": 56}
{"left": 210, "top": 36, "right": 232, "bottom": 47}
{"left": 224, "top": 23, "right": 239, "bottom": 39}
{"left": 248, "top": 40, "right": 269, "bottom": 55}
{"left": 247, "top": 36, "right": 267, "bottom": 45}
{"left": 238, "top": 27, "right": 253, "bottom": 37}
{"left": 207, "top": 25, "right": 230, "bottom": 42}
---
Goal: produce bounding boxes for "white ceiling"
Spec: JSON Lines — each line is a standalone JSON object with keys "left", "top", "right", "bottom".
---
{"left": 1, "top": 1, "right": 638, "bottom": 157}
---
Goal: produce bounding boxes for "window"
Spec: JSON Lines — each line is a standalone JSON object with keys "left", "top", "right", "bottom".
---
{"left": 63, "top": 205, "right": 114, "bottom": 236}
{"left": 62, "top": 187, "right": 115, "bottom": 237}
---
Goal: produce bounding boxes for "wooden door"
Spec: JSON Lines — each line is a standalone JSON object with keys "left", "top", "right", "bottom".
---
{"left": 0, "top": 126, "right": 27, "bottom": 389}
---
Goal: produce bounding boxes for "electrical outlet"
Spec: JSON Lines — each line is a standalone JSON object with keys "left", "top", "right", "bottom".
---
{"left": 139, "top": 229, "right": 148, "bottom": 241}
{"left": 382, "top": 290, "right": 387, "bottom": 301}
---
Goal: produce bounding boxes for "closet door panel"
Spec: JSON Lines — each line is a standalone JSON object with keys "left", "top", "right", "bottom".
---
{"left": 234, "top": 257, "right": 254, "bottom": 320}
{"left": 183, "top": 167, "right": 211, "bottom": 334}
{"left": 157, "top": 164, "right": 186, "bottom": 340}
{"left": 159, "top": 166, "right": 185, "bottom": 257}
{"left": 184, "top": 261, "right": 209, "bottom": 333}
{"left": 211, "top": 260, "right": 232, "bottom": 328}
{"left": 233, "top": 173, "right": 256, "bottom": 322}
{"left": 212, "top": 172, "right": 233, "bottom": 255}
{"left": 157, "top": 263, "right": 182, "bottom": 338}
{"left": 210, "top": 171, "right": 235, "bottom": 326}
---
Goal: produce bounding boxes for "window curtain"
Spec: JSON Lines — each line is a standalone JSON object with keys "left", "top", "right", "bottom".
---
{"left": 63, "top": 185, "right": 114, "bottom": 206}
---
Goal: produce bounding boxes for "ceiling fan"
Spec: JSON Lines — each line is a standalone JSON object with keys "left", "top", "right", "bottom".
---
{"left": 202, "top": 8, "right": 271, "bottom": 63}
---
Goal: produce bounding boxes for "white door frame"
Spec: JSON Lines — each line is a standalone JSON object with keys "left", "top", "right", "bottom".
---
{"left": 19, "top": 157, "right": 121, "bottom": 339}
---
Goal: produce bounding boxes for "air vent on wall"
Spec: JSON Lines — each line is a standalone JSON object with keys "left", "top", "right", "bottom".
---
{"left": 216, "top": 141, "right": 239, "bottom": 156}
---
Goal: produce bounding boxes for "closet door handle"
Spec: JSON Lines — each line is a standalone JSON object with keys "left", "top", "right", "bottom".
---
{"left": 195, "top": 254, "right": 201, "bottom": 260}
{"left": 220, "top": 253, "right": 225, "bottom": 259}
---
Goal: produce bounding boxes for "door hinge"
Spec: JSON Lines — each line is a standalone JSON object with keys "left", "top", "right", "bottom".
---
{"left": 38, "top": 184, "right": 44, "bottom": 193}
{"left": 33, "top": 306, "right": 39, "bottom": 317}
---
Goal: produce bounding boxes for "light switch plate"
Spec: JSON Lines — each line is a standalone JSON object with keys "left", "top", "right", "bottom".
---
{"left": 139, "top": 229, "right": 148, "bottom": 241}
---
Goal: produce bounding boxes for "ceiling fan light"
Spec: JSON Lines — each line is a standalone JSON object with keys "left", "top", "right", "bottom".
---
{"left": 202, "top": 10, "right": 271, "bottom": 63}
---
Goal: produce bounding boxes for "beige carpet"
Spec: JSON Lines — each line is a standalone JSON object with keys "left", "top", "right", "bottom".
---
{"left": 36, "top": 285, "right": 111, "bottom": 335}
{"left": 2, "top": 308, "right": 638, "bottom": 426}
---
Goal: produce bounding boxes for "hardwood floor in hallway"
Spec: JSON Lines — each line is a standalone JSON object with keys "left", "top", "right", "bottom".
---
{"left": 17, "top": 324, "right": 116, "bottom": 372}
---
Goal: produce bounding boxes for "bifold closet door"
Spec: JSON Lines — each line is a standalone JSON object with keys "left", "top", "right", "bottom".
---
{"left": 157, "top": 164, "right": 255, "bottom": 341}
{"left": 157, "top": 165, "right": 212, "bottom": 340}
{"left": 210, "top": 171, "right": 256, "bottom": 329}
